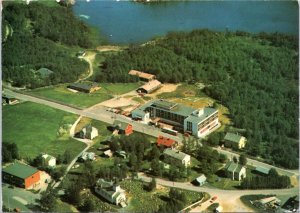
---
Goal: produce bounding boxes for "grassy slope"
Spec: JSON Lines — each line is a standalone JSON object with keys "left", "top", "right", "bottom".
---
{"left": 28, "top": 82, "right": 141, "bottom": 108}
{"left": 2, "top": 102, "right": 85, "bottom": 159}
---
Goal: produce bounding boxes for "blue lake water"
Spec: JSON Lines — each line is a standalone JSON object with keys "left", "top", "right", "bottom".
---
{"left": 73, "top": 0, "right": 298, "bottom": 44}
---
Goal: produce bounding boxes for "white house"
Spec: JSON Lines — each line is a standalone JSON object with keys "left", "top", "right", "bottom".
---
{"left": 41, "top": 154, "right": 56, "bottom": 167}
{"left": 95, "top": 179, "right": 127, "bottom": 207}
{"left": 224, "top": 161, "right": 246, "bottom": 181}
{"left": 195, "top": 174, "right": 207, "bottom": 186}
{"left": 163, "top": 148, "right": 191, "bottom": 167}
{"left": 80, "top": 152, "right": 95, "bottom": 161}
{"left": 76, "top": 124, "right": 98, "bottom": 140}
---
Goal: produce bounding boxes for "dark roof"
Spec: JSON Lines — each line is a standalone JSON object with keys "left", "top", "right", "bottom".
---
{"left": 68, "top": 82, "right": 98, "bottom": 91}
{"left": 113, "top": 120, "right": 130, "bottom": 130}
{"left": 3, "top": 162, "right": 39, "bottom": 179}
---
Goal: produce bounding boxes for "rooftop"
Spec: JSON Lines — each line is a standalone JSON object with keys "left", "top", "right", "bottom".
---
{"left": 68, "top": 82, "right": 99, "bottom": 91}
{"left": 185, "top": 108, "right": 218, "bottom": 124}
{"left": 224, "top": 132, "right": 243, "bottom": 143}
{"left": 128, "top": 70, "right": 155, "bottom": 80}
{"left": 3, "top": 162, "right": 39, "bottom": 179}
{"left": 139, "top": 80, "right": 162, "bottom": 92}
{"left": 36, "top": 67, "right": 53, "bottom": 78}
{"left": 196, "top": 174, "right": 207, "bottom": 182}
{"left": 163, "top": 148, "right": 190, "bottom": 161}
{"left": 113, "top": 120, "right": 130, "bottom": 130}
{"left": 157, "top": 136, "right": 175, "bottom": 147}
{"left": 224, "top": 161, "right": 245, "bottom": 173}
{"left": 255, "top": 166, "right": 270, "bottom": 175}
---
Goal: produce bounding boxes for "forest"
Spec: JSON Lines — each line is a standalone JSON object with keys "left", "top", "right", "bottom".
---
{"left": 2, "top": 2, "right": 99, "bottom": 88}
{"left": 97, "top": 30, "right": 299, "bottom": 169}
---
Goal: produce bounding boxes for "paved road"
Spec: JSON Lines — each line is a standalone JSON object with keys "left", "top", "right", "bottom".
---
{"left": 53, "top": 144, "right": 90, "bottom": 189}
{"left": 4, "top": 89, "right": 299, "bottom": 178}
{"left": 138, "top": 173, "right": 298, "bottom": 211}
{"left": 2, "top": 184, "right": 40, "bottom": 212}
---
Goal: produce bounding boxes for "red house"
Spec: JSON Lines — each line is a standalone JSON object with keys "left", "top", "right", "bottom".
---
{"left": 156, "top": 136, "right": 176, "bottom": 148}
{"left": 113, "top": 121, "right": 133, "bottom": 135}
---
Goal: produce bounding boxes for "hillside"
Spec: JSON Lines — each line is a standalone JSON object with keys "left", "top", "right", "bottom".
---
{"left": 2, "top": 1, "right": 101, "bottom": 88}
{"left": 96, "top": 30, "right": 299, "bottom": 169}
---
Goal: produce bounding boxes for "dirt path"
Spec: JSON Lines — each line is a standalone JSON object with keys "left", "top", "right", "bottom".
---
{"left": 96, "top": 45, "right": 123, "bottom": 52}
{"left": 77, "top": 51, "right": 96, "bottom": 82}
{"left": 147, "top": 83, "right": 180, "bottom": 98}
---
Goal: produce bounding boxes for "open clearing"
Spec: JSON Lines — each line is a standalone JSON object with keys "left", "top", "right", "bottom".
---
{"left": 28, "top": 83, "right": 141, "bottom": 108}
{"left": 2, "top": 102, "right": 85, "bottom": 159}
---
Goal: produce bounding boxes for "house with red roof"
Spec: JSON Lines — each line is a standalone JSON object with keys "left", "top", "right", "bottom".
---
{"left": 156, "top": 136, "right": 177, "bottom": 148}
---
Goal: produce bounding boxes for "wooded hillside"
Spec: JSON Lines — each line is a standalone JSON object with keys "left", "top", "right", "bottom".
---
{"left": 97, "top": 30, "right": 299, "bottom": 169}
{"left": 2, "top": 2, "right": 99, "bottom": 88}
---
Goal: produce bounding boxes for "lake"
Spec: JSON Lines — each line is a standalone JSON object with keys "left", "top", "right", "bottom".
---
{"left": 73, "top": 0, "right": 298, "bottom": 44}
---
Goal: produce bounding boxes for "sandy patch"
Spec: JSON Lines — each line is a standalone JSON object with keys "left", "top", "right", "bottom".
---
{"left": 67, "top": 88, "right": 78, "bottom": 93}
{"left": 96, "top": 45, "right": 122, "bottom": 52}
{"left": 147, "top": 83, "right": 180, "bottom": 98}
{"left": 99, "top": 97, "right": 138, "bottom": 108}
{"left": 290, "top": 175, "right": 299, "bottom": 187}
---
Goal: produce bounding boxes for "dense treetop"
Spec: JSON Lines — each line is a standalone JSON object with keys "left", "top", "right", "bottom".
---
{"left": 2, "top": 2, "right": 99, "bottom": 88}
{"left": 97, "top": 30, "right": 299, "bottom": 169}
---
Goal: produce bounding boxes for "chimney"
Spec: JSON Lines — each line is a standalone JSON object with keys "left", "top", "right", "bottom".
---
{"left": 198, "top": 108, "right": 204, "bottom": 117}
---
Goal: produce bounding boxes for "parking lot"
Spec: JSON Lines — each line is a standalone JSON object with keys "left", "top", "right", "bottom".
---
{"left": 2, "top": 183, "right": 41, "bottom": 212}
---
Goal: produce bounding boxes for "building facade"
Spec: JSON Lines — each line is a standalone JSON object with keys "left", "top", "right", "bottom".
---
{"left": 131, "top": 99, "right": 220, "bottom": 138}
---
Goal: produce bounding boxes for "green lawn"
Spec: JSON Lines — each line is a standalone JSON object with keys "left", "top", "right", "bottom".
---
{"left": 27, "top": 85, "right": 113, "bottom": 108}
{"left": 121, "top": 180, "right": 204, "bottom": 212}
{"left": 2, "top": 102, "right": 86, "bottom": 159}
{"left": 27, "top": 82, "right": 141, "bottom": 108}
{"left": 100, "top": 82, "right": 142, "bottom": 95}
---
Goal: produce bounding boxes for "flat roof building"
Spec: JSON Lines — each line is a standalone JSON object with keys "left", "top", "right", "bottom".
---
{"left": 2, "top": 162, "right": 41, "bottom": 189}
{"left": 131, "top": 99, "right": 220, "bottom": 138}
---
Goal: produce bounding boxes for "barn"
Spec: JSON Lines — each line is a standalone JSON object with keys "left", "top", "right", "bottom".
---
{"left": 136, "top": 80, "right": 162, "bottom": 94}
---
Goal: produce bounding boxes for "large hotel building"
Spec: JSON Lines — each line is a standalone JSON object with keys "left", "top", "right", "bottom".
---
{"left": 132, "top": 99, "right": 220, "bottom": 138}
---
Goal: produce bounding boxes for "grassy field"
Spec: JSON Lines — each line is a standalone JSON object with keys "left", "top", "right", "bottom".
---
{"left": 28, "top": 82, "right": 141, "bottom": 108}
{"left": 2, "top": 102, "right": 86, "bottom": 159}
